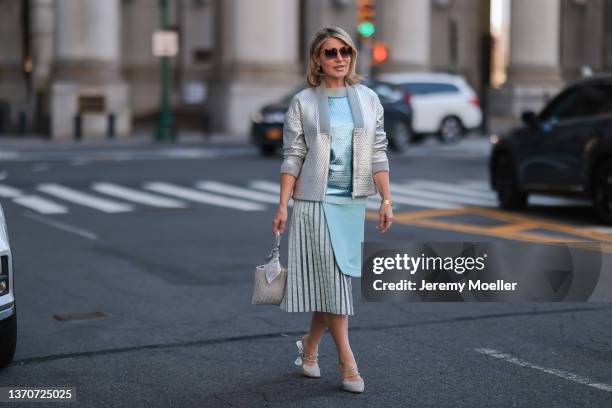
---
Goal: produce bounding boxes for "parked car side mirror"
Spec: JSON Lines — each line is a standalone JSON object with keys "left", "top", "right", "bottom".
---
{"left": 521, "top": 111, "right": 537, "bottom": 127}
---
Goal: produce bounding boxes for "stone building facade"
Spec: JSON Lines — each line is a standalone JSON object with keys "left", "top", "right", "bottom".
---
{"left": 0, "top": 0, "right": 610, "bottom": 139}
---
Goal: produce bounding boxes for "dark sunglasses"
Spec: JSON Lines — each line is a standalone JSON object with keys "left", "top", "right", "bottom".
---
{"left": 322, "top": 46, "right": 352, "bottom": 59}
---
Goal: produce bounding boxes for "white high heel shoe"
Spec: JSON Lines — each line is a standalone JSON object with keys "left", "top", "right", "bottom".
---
{"left": 294, "top": 337, "right": 320, "bottom": 378}
{"left": 340, "top": 366, "right": 365, "bottom": 393}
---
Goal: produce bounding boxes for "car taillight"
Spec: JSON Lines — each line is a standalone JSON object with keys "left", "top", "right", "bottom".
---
{"left": 469, "top": 96, "right": 480, "bottom": 107}
{"left": 403, "top": 91, "right": 412, "bottom": 105}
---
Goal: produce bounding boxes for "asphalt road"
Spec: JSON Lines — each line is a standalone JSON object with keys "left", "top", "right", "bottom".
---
{"left": 0, "top": 136, "right": 610, "bottom": 407}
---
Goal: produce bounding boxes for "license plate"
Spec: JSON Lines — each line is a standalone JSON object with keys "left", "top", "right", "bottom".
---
{"left": 266, "top": 128, "right": 282, "bottom": 140}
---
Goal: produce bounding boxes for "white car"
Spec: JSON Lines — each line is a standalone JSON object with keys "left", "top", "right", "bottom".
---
{"left": 377, "top": 72, "right": 483, "bottom": 143}
{"left": 0, "top": 203, "right": 16, "bottom": 368}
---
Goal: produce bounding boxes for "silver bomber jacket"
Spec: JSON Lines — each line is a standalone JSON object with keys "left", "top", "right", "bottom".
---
{"left": 280, "top": 82, "right": 389, "bottom": 201}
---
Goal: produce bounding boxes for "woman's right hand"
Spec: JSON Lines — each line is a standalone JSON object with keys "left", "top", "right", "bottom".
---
{"left": 272, "top": 205, "right": 288, "bottom": 234}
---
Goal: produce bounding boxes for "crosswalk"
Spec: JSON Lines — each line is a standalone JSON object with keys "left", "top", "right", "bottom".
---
{"left": 0, "top": 179, "right": 593, "bottom": 216}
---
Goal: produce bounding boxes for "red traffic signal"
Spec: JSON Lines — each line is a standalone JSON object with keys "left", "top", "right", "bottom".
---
{"left": 372, "top": 42, "right": 389, "bottom": 64}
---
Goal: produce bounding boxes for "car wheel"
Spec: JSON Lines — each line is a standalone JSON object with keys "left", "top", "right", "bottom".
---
{"left": 437, "top": 116, "right": 464, "bottom": 144}
{"left": 592, "top": 162, "right": 612, "bottom": 224}
{"left": 0, "top": 305, "right": 17, "bottom": 368}
{"left": 495, "top": 155, "right": 527, "bottom": 209}
{"left": 389, "top": 121, "right": 411, "bottom": 152}
{"left": 259, "top": 145, "right": 277, "bottom": 157}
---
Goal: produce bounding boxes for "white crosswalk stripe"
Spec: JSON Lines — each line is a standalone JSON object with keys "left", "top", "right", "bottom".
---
{"left": 397, "top": 180, "right": 590, "bottom": 208}
{"left": 250, "top": 180, "right": 380, "bottom": 210}
{"left": 0, "top": 184, "right": 23, "bottom": 198}
{"left": 249, "top": 180, "right": 289, "bottom": 194}
{"left": 143, "top": 182, "right": 265, "bottom": 211}
{"left": 92, "top": 182, "right": 186, "bottom": 208}
{"left": 408, "top": 180, "right": 497, "bottom": 200}
{"left": 196, "top": 181, "right": 287, "bottom": 205}
{"left": 529, "top": 195, "right": 591, "bottom": 206}
{"left": 0, "top": 179, "right": 596, "bottom": 216}
{"left": 390, "top": 193, "right": 460, "bottom": 209}
{"left": 37, "top": 183, "right": 133, "bottom": 213}
{"left": 13, "top": 195, "right": 68, "bottom": 214}
{"left": 391, "top": 183, "right": 495, "bottom": 207}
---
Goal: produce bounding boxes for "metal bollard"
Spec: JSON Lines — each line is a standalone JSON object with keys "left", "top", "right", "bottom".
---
{"left": 107, "top": 113, "right": 116, "bottom": 139}
{"left": 18, "top": 111, "right": 26, "bottom": 135}
{"left": 74, "top": 114, "right": 82, "bottom": 140}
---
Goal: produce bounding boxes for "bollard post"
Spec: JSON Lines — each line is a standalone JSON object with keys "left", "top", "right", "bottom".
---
{"left": 107, "top": 113, "right": 116, "bottom": 139}
{"left": 74, "top": 114, "right": 82, "bottom": 140}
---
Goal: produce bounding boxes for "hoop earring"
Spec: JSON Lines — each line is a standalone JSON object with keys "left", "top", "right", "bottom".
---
{"left": 317, "top": 66, "right": 323, "bottom": 75}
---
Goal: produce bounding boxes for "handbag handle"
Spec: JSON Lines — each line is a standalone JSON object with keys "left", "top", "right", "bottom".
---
{"left": 273, "top": 231, "right": 282, "bottom": 251}
{"left": 265, "top": 232, "right": 282, "bottom": 262}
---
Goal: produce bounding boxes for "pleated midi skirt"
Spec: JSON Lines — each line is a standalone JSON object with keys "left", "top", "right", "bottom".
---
{"left": 280, "top": 199, "right": 354, "bottom": 315}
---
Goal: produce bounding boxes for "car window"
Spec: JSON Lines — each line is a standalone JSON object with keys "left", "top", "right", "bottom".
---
{"left": 371, "top": 83, "right": 403, "bottom": 103}
{"left": 401, "top": 82, "right": 459, "bottom": 95}
{"left": 540, "top": 85, "right": 612, "bottom": 122}
{"left": 593, "top": 85, "right": 612, "bottom": 117}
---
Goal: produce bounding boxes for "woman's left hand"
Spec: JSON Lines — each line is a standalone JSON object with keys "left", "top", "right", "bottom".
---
{"left": 377, "top": 203, "right": 393, "bottom": 233}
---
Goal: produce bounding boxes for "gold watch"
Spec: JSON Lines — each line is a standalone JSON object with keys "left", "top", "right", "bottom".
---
{"left": 381, "top": 199, "right": 393, "bottom": 207}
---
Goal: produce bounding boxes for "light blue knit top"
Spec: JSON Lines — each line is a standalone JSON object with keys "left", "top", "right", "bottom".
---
{"left": 325, "top": 87, "right": 354, "bottom": 199}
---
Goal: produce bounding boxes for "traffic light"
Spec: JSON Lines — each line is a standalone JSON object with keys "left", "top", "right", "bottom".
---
{"left": 372, "top": 42, "right": 389, "bottom": 65}
{"left": 357, "top": 0, "right": 376, "bottom": 39}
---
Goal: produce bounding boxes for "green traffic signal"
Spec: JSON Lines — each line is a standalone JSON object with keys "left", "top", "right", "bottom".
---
{"left": 358, "top": 21, "right": 375, "bottom": 38}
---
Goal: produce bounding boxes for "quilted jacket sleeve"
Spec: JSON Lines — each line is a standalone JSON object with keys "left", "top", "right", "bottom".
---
{"left": 372, "top": 94, "right": 390, "bottom": 174}
{"left": 280, "top": 95, "right": 307, "bottom": 177}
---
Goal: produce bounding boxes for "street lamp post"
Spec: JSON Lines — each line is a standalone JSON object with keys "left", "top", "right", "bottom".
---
{"left": 155, "top": 0, "right": 175, "bottom": 141}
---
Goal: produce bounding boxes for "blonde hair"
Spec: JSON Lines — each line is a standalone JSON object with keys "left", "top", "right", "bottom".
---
{"left": 306, "top": 26, "right": 364, "bottom": 87}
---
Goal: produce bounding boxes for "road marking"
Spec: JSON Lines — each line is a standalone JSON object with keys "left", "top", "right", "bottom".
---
{"left": 92, "top": 182, "right": 186, "bottom": 208}
{"left": 529, "top": 195, "right": 591, "bottom": 206}
{"left": 391, "top": 183, "right": 494, "bottom": 207}
{"left": 576, "top": 226, "right": 612, "bottom": 235}
{"left": 0, "top": 151, "right": 19, "bottom": 160}
{"left": 460, "top": 180, "right": 590, "bottom": 206}
{"left": 23, "top": 212, "right": 97, "bottom": 240}
{"left": 0, "top": 184, "right": 22, "bottom": 198}
{"left": 474, "top": 348, "right": 612, "bottom": 392}
{"left": 196, "top": 181, "right": 283, "bottom": 205}
{"left": 379, "top": 206, "right": 612, "bottom": 247}
{"left": 250, "top": 180, "right": 285, "bottom": 194}
{"left": 391, "top": 193, "right": 460, "bottom": 209}
{"left": 144, "top": 182, "right": 265, "bottom": 211}
{"left": 163, "top": 149, "right": 218, "bottom": 159}
{"left": 13, "top": 195, "right": 68, "bottom": 214}
{"left": 408, "top": 180, "right": 496, "bottom": 200}
{"left": 37, "top": 183, "right": 133, "bottom": 213}
{"left": 250, "top": 180, "right": 380, "bottom": 210}
{"left": 463, "top": 184, "right": 492, "bottom": 193}
{"left": 32, "top": 164, "right": 49, "bottom": 172}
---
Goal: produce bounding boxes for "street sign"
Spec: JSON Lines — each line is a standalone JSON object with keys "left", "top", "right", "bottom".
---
{"left": 152, "top": 30, "right": 179, "bottom": 57}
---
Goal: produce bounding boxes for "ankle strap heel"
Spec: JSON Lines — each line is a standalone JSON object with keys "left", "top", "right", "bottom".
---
{"left": 295, "top": 339, "right": 321, "bottom": 378}
{"left": 339, "top": 365, "right": 364, "bottom": 393}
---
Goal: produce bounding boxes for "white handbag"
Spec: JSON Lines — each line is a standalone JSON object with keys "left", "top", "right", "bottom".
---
{"left": 252, "top": 232, "right": 287, "bottom": 305}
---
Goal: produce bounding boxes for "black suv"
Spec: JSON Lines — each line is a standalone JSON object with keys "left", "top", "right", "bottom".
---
{"left": 489, "top": 76, "right": 612, "bottom": 223}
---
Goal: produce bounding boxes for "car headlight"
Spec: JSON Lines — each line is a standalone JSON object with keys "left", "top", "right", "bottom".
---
{"left": 489, "top": 134, "right": 500, "bottom": 145}
{"left": 0, "top": 255, "right": 8, "bottom": 295}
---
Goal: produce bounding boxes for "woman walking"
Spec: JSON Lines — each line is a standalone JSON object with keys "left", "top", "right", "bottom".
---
{"left": 271, "top": 26, "right": 393, "bottom": 393}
